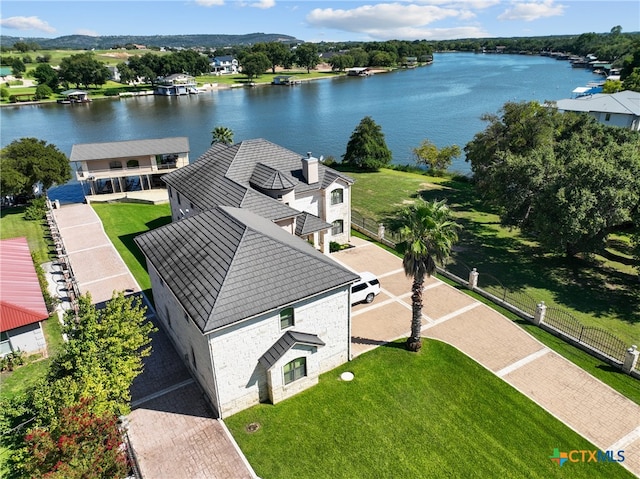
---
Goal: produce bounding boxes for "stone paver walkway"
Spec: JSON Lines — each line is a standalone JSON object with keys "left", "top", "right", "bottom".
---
{"left": 52, "top": 204, "right": 255, "bottom": 479}
{"left": 334, "top": 237, "right": 640, "bottom": 477}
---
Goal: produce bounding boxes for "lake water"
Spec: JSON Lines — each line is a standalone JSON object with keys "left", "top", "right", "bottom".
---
{"left": 1, "top": 52, "right": 599, "bottom": 203}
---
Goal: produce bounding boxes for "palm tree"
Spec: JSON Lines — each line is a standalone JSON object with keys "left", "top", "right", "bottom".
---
{"left": 210, "top": 126, "right": 234, "bottom": 146}
{"left": 394, "top": 198, "right": 460, "bottom": 352}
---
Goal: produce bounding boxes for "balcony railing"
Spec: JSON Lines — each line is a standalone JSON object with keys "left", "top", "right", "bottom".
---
{"left": 76, "top": 163, "right": 178, "bottom": 181}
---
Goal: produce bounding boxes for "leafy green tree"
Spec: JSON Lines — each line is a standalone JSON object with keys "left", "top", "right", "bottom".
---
{"left": 342, "top": 116, "right": 392, "bottom": 170}
{"left": 33, "top": 63, "right": 59, "bottom": 90}
{"left": 240, "top": 52, "right": 270, "bottom": 81}
{"left": 23, "top": 398, "right": 128, "bottom": 479}
{"left": 368, "top": 50, "right": 394, "bottom": 67}
{"left": 34, "top": 84, "right": 53, "bottom": 100}
{"left": 413, "top": 140, "right": 461, "bottom": 172}
{"left": 115, "top": 62, "right": 136, "bottom": 84}
{"left": 329, "top": 54, "right": 354, "bottom": 72}
{"left": 13, "top": 41, "right": 31, "bottom": 53}
{"left": 393, "top": 199, "right": 459, "bottom": 351}
{"left": 49, "top": 292, "right": 155, "bottom": 417}
{"left": 295, "top": 43, "right": 319, "bottom": 73}
{"left": 11, "top": 57, "right": 25, "bottom": 77}
{"left": 58, "top": 52, "right": 110, "bottom": 88}
{"left": 1, "top": 86, "right": 9, "bottom": 99}
{"left": 622, "top": 67, "right": 640, "bottom": 92}
{"left": 465, "top": 102, "right": 640, "bottom": 256}
{"left": 211, "top": 126, "right": 234, "bottom": 145}
{"left": 602, "top": 79, "right": 623, "bottom": 93}
{"left": 0, "top": 138, "right": 71, "bottom": 197}
{"left": 255, "top": 42, "right": 291, "bottom": 74}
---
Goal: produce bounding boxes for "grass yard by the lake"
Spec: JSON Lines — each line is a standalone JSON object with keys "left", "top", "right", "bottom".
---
{"left": 0, "top": 206, "right": 51, "bottom": 264}
{"left": 92, "top": 202, "right": 171, "bottom": 293}
{"left": 346, "top": 167, "right": 639, "bottom": 348}
{"left": 227, "top": 340, "right": 632, "bottom": 479}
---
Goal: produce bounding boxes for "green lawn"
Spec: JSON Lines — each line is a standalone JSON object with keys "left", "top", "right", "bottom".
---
{"left": 0, "top": 206, "right": 51, "bottom": 264}
{"left": 226, "top": 340, "right": 633, "bottom": 479}
{"left": 91, "top": 203, "right": 171, "bottom": 294}
{"left": 345, "top": 167, "right": 639, "bottom": 348}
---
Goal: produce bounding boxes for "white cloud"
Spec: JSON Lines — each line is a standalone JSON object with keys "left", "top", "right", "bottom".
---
{"left": 195, "top": 0, "right": 225, "bottom": 6}
{"left": 364, "top": 25, "right": 491, "bottom": 40}
{"left": 249, "top": 0, "right": 275, "bottom": 9}
{"left": 497, "top": 1, "right": 566, "bottom": 21}
{"left": 0, "top": 16, "right": 56, "bottom": 34}
{"left": 307, "top": 3, "right": 464, "bottom": 32}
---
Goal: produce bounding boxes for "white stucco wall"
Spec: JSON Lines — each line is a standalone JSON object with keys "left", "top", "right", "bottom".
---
{"left": 209, "top": 285, "right": 351, "bottom": 418}
{"left": 323, "top": 180, "right": 351, "bottom": 244}
{"left": 590, "top": 112, "right": 639, "bottom": 130}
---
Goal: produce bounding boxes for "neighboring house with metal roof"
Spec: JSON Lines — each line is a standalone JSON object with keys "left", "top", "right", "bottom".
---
{"left": 135, "top": 206, "right": 359, "bottom": 417}
{"left": 72, "top": 137, "right": 190, "bottom": 199}
{"left": 555, "top": 90, "right": 640, "bottom": 130}
{"left": 0, "top": 238, "right": 49, "bottom": 356}
{"left": 163, "top": 138, "right": 354, "bottom": 253}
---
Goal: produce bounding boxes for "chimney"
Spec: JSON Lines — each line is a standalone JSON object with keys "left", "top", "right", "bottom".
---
{"left": 301, "top": 152, "right": 319, "bottom": 184}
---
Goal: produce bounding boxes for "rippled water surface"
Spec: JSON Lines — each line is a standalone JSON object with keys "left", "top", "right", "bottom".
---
{"left": 1, "top": 52, "right": 599, "bottom": 202}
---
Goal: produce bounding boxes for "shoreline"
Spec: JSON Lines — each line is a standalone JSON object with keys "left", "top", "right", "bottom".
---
{"left": 0, "top": 67, "right": 396, "bottom": 108}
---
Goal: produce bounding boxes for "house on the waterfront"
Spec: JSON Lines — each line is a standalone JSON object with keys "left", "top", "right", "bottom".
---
{"left": 134, "top": 206, "right": 359, "bottom": 418}
{"left": 347, "top": 67, "right": 371, "bottom": 76}
{"left": 0, "top": 238, "right": 48, "bottom": 357}
{"left": 155, "top": 74, "right": 197, "bottom": 95}
{"left": 134, "top": 138, "right": 359, "bottom": 417}
{"left": 555, "top": 90, "right": 640, "bottom": 130}
{"left": 210, "top": 55, "right": 238, "bottom": 75}
{"left": 162, "top": 138, "right": 354, "bottom": 252}
{"left": 72, "top": 137, "right": 190, "bottom": 198}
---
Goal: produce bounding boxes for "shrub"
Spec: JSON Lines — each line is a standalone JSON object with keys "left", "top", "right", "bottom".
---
{"left": 24, "top": 197, "right": 47, "bottom": 221}
{"left": 34, "top": 84, "right": 53, "bottom": 100}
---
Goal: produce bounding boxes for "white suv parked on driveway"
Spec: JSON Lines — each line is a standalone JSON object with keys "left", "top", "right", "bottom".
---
{"left": 351, "top": 272, "right": 381, "bottom": 304}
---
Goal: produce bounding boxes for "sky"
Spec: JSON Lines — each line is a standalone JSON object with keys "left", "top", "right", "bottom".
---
{"left": 0, "top": 1, "right": 638, "bottom": 43}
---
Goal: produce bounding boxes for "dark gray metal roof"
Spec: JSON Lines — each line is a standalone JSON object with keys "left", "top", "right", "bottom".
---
{"left": 249, "top": 163, "right": 297, "bottom": 191}
{"left": 295, "top": 212, "right": 331, "bottom": 236}
{"left": 134, "top": 206, "right": 359, "bottom": 334}
{"left": 258, "top": 331, "right": 326, "bottom": 369}
{"left": 70, "top": 137, "right": 189, "bottom": 162}
{"left": 162, "top": 139, "right": 353, "bottom": 211}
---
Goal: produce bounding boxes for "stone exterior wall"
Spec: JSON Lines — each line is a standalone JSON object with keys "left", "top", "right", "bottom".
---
{"left": 209, "top": 285, "right": 351, "bottom": 418}
{"left": 147, "top": 262, "right": 220, "bottom": 415}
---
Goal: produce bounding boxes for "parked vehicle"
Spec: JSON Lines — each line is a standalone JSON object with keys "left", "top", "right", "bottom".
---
{"left": 351, "top": 272, "right": 380, "bottom": 304}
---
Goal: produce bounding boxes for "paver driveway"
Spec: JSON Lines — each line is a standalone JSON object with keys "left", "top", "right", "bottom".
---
{"left": 332, "top": 237, "right": 640, "bottom": 477}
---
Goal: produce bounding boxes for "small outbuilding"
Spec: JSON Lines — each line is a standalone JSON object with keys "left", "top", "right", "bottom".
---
{"left": 0, "top": 238, "right": 49, "bottom": 356}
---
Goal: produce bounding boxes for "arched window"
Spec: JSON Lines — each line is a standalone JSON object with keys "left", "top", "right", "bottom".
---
{"left": 331, "top": 220, "right": 344, "bottom": 235}
{"left": 283, "top": 357, "right": 306, "bottom": 385}
{"left": 280, "top": 307, "right": 294, "bottom": 329}
{"left": 330, "top": 188, "right": 343, "bottom": 205}
{"left": 126, "top": 159, "right": 139, "bottom": 168}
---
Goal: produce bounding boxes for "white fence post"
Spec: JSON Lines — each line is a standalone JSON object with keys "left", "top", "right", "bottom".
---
{"left": 622, "top": 345, "right": 639, "bottom": 374}
{"left": 377, "top": 223, "right": 385, "bottom": 240}
{"left": 533, "top": 301, "right": 546, "bottom": 326}
{"left": 468, "top": 268, "right": 479, "bottom": 289}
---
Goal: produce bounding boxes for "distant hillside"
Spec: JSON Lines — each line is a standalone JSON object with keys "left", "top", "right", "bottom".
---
{"left": 0, "top": 33, "right": 301, "bottom": 50}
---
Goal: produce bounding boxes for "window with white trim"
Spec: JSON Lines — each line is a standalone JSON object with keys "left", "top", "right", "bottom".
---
{"left": 330, "top": 188, "right": 343, "bottom": 205}
{"left": 283, "top": 357, "right": 306, "bottom": 385}
{"left": 280, "top": 307, "right": 294, "bottom": 329}
{"left": 331, "top": 220, "right": 344, "bottom": 235}
{"left": 0, "top": 332, "right": 12, "bottom": 356}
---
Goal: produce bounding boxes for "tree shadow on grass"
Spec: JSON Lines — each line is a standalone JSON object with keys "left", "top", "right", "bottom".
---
{"left": 377, "top": 179, "right": 640, "bottom": 328}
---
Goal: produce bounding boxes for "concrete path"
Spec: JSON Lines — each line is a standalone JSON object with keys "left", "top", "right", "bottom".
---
{"left": 334, "top": 237, "right": 640, "bottom": 477}
{"left": 52, "top": 204, "right": 255, "bottom": 479}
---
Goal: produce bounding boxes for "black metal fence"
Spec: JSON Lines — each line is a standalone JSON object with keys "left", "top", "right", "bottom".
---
{"left": 350, "top": 208, "right": 636, "bottom": 374}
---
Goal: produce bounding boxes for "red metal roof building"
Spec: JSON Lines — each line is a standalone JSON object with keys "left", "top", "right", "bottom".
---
{"left": 0, "top": 237, "right": 49, "bottom": 355}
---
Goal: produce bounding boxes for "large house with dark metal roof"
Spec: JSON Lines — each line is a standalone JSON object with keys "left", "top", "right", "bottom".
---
{"left": 135, "top": 206, "right": 359, "bottom": 417}
{"left": 0, "top": 238, "right": 49, "bottom": 356}
{"left": 72, "top": 137, "right": 189, "bottom": 199}
{"left": 163, "top": 138, "right": 354, "bottom": 253}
